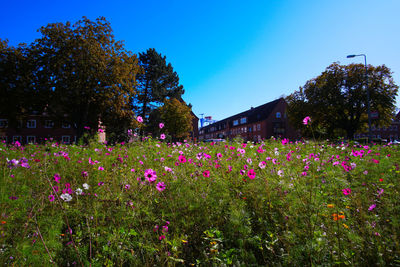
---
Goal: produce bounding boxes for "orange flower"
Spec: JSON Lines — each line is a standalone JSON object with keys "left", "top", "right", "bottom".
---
{"left": 327, "top": 204, "right": 334, "bottom": 208}
{"left": 1, "top": 221, "right": 6, "bottom": 224}
{"left": 332, "top": 213, "right": 345, "bottom": 221}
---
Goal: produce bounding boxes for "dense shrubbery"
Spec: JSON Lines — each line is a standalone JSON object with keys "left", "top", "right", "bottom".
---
{"left": 1, "top": 136, "right": 400, "bottom": 266}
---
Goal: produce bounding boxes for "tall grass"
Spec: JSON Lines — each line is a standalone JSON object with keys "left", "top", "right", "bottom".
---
{"left": 1, "top": 137, "right": 399, "bottom": 266}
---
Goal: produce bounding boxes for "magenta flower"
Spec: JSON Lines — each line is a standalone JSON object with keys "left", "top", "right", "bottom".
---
{"left": 144, "top": 169, "right": 157, "bottom": 183}
{"left": 342, "top": 188, "right": 351, "bottom": 196}
{"left": 159, "top": 122, "right": 164, "bottom": 129}
{"left": 156, "top": 182, "right": 166, "bottom": 192}
{"left": 368, "top": 204, "right": 376, "bottom": 211}
{"left": 178, "top": 155, "right": 186, "bottom": 163}
{"left": 160, "top": 133, "right": 166, "bottom": 140}
{"left": 54, "top": 173, "right": 61, "bottom": 183}
{"left": 203, "top": 170, "right": 210, "bottom": 178}
{"left": 159, "top": 235, "right": 166, "bottom": 241}
{"left": 247, "top": 169, "right": 256, "bottom": 179}
{"left": 136, "top": 116, "right": 143, "bottom": 123}
{"left": 48, "top": 195, "right": 55, "bottom": 202}
{"left": 303, "top": 116, "right": 311, "bottom": 125}
{"left": 98, "top": 166, "right": 104, "bottom": 171}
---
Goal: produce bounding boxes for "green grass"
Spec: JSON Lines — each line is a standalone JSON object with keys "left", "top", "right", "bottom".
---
{"left": 1, "top": 138, "right": 399, "bottom": 266}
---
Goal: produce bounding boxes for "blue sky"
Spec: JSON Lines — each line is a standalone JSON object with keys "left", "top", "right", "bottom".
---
{"left": 1, "top": 0, "right": 399, "bottom": 121}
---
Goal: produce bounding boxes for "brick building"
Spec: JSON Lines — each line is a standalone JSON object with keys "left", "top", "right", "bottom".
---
{"left": 0, "top": 112, "right": 77, "bottom": 144}
{"left": 354, "top": 111, "right": 400, "bottom": 141}
{"left": 198, "top": 98, "right": 298, "bottom": 142}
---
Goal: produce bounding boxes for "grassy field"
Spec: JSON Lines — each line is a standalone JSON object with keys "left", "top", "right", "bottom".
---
{"left": 1, "top": 136, "right": 399, "bottom": 266}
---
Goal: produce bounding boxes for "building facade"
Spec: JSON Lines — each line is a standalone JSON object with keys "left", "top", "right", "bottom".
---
{"left": 198, "top": 98, "right": 298, "bottom": 142}
{"left": 0, "top": 113, "right": 77, "bottom": 144}
{"left": 354, "top": 111, "right": 400, "bottom": 141}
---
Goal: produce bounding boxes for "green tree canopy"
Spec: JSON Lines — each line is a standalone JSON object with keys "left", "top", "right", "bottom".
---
{"left": 0, "top": 39, "right": 39, "bottom": 128}
{"left": 155, "top": 98, "right": 193, "bottom": 141}
{"left": 32, "top": 17, "right": 140, "bottom": 139}
{"left": 286, "top": 62, "right": 398, "bottom": 139}
{"left": 135, "top": 48, "right": 184, "bottom": 121}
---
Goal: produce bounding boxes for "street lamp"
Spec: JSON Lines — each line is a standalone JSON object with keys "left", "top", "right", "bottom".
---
{"left": 347, "top": 54, "right": 372, "bottom": 142}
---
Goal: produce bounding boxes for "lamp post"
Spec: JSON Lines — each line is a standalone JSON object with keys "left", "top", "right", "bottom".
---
{"left": 347, "top": 54, "right": 372, "bottom": 142}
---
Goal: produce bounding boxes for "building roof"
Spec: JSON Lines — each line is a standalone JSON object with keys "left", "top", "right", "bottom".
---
{"left": 201, "top": 98, "right": 283, "bottom": 130}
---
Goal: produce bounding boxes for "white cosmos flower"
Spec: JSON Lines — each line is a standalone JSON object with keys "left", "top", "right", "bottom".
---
{"left": 83, "top": 183, "right": 90, "bottom": 190}
{"left": 60, "top": 193, "right": 72, "bottom": 202}
{"left": 75, "top": 188, "right": 83, "bottom": 195}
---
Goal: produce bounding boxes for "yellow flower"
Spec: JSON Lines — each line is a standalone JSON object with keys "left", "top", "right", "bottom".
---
{"left": 182, "top": 239, "right": 188, "bottom": 243}
{"left": 327, "top": 204, "right": 334, "bottom": 208}
{"left": 343, "top": 223, "right": 349, "bottom": 229}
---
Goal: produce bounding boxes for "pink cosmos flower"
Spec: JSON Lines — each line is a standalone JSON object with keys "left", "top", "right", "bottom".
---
{"left": 98, "top": 166, "right": 104, "bottom": 171}
{"left": 258, "top": 161, "right": 266, "bottom": 169}
{"left": 303, "top": 116, "right": 311, "bottom": 125}
{"left": 54, "top": 173, "right": 61, "bottom": 183}
{"left": 156, "top": 182, "right": 166, "bottom": 192}
{"left": 159, "top": 235, "right": 166, "bottom": 241}
{"left": 282, "top": 138, "right": 289, "bottom": 145}
{"left": 98, "top": 128, "right": 104, "bottom": 133}
{"left": 368, "top": 204, "right": 376, "bottom": 211}
{"left": 136, "top": 116, "right": 143, "bottom": 123}
{"left": 144, "top": 169, "right": 157, "bottom": 183}
{"left": 342, "top": 188, "right": 351, "bottom": 196}
{"left": 159, "top": 122, "right": 164, "bottom": 129}
{"left": 203, "top": 170, "right": 210, "bottom": 178}
{"left": 160, "top": 133, "right": 166, "bottom": 140}
{"left": 247, "top": 169, "right": 256, "bottom": 179}
{"left": 48, "top": 195, "right": 55, "bottom": 202}
{"left": 178, "top": 155, "right": 187, "bottom": 163}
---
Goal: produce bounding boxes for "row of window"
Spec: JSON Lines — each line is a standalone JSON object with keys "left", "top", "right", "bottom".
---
{"left": 0, "top": 119, "right": 71, "bottom": 129}
{"left": 0, "top": 135, "right": 74, "bottom": 144}
{"left": 371, "top": 125, "right": 398, "bottom": 131}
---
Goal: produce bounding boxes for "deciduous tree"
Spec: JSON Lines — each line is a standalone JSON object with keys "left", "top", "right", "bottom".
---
{"left": 286, "top": 63, "right": 398, "bottom": 139}
{"left": 156, "top": 98, "right": 193, "bottom": 141}
{"left": 32, "top": 17, "right": 140, "bottom": 139}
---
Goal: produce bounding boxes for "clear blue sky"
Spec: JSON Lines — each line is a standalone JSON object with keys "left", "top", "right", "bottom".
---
{"left": 1, "top": 0, "right": 399, "bottom": 121}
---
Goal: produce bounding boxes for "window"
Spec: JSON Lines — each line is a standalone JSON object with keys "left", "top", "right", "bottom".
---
{"left": 13, "top": 136, "right": 22, "bottom": 143}
{"left": 244, "top": 127, "right": 247, "bottom": 133}
{"left": 27, "top": 136, "right": 36, "bottom": 144}
{"left": 276, "top": 112, "right": 281, "bottom": 118}
{"left": 253, "top": 125, "right": 257, "bottom": 132}
{"left": 44, "top": 120, "right": 54, "bottom": 128}
{"left": 17, "top": 120, "right": 23, "bottom": 128}
{"left": 27, "top": 120, "right": 36, "bottom": 128}
{"left": 62, "top": 122, "right": 71, "bottom": 129}
{"left": 257, "top": 124, "right": 261, "bottom": 131}
{"left": 240, "top": 117, "right": 247, "bottom": 124}
{"left": 0, "top": 119, "right": 8, "bottom": 128}
{"left": 233, "top": 120, "right": 239, "bottom": 126}
{"left": 62, "top": 136, "right": 70, "bottom": 144}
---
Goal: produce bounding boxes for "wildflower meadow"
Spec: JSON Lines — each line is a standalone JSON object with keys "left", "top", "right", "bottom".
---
{"left": 1, "top": 124, "right": 400, "bottom": 265}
